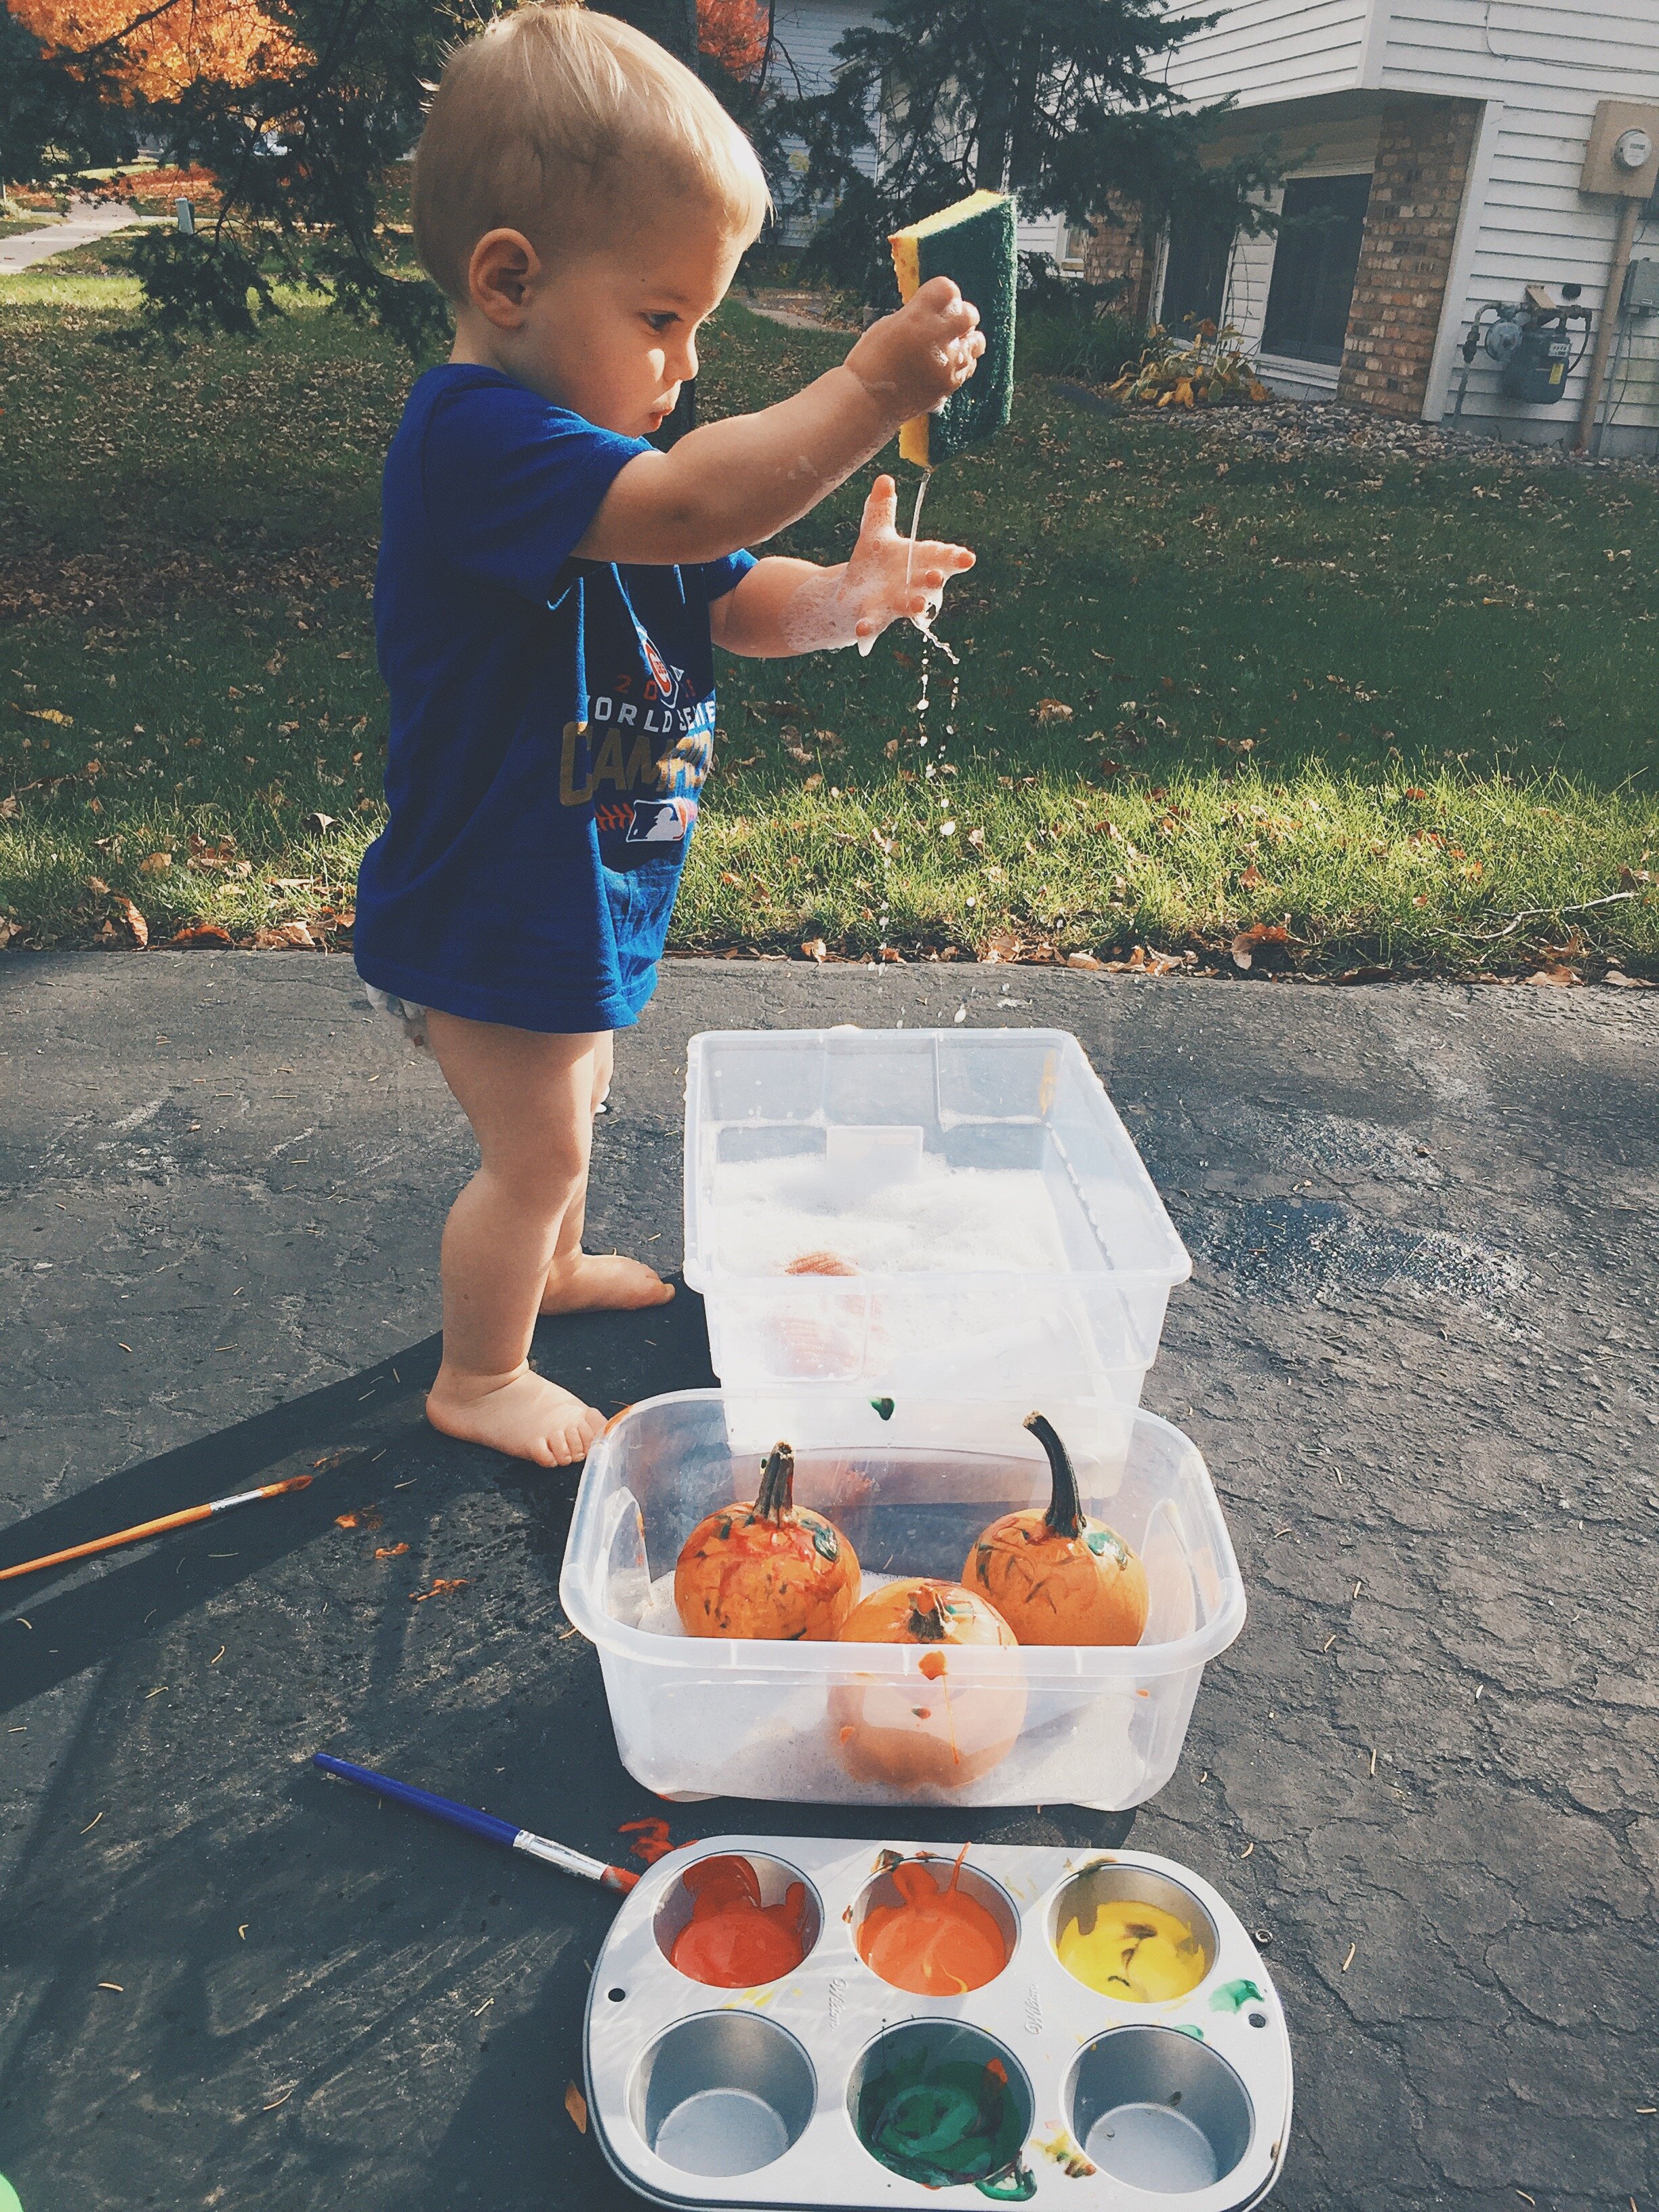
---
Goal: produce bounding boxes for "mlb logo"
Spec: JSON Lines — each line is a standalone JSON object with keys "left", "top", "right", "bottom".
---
{"left": 626, "top": 797, "right": 694, "bottom": 844}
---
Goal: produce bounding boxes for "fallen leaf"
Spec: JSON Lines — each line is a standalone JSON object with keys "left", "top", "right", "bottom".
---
{"left": 981, "top": 931, "right": 1021, "bottom": 964}
{"left": 1401, "top": 785, "right": 1428, "bottom": 801}
{"left": 304, "top": 811, "right": 337, "bottom": 834}
{"left": 252, "top": 921, "right": 316, "bottom": 949}
{"left": 22, "top": 705, "right": 72, "bottom": 726}
{"left": 1033, "top": 699, "right": 1073, "bottom": 725}
{"left": 1066, "top": 951, "right": 1103, "bottom": 970}
{"left": 409, "top": 1578, "right": 469, "bottom": 1602}
{"left": 1238, "top": 864, "right": 1263, "bottom": 891}
{"left": 335, "top": 1508, "right": 384, "bottom": 1531}
{"left": 564, "top": 2083, "right": 588, "bottom": 2135}
{"left": 1525, "top": 965, "right": 1578, "bottom": 988}
{"left": 966, "top": 826, "right": 984, "bottom": 848}
{"left": 0, "top": 794, "right": 16, "bottom": 820}
{"left": 373, "top": 1542, "right": 409, "bottom": 1559}
{"left": 800, "top": 937, "right": 827, "bottom": 963}
{"left": 112, "top": 895, "right": 148, "bottom": 947}
{"left": 1618, "top": 866, "right": 1652, "bottom": 890}
{"left": 173, "top": 923, "right": 233, "bottom": 948}
{"left": 802, "top": 773, "right": 823, "bottom": 792}
{"left": 1231, "top": 922, "right": 1291, "bottom": 971}
{"left": 86, "top": 876, "right": 111, "bottom": 898}
{"left": 139, "top": 852, "right": 172, "bottom": 876}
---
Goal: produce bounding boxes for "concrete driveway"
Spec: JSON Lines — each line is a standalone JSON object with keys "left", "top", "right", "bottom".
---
{"left": 0, "top": 197, "right": 157, "bottom": 276}
{"left": 0, "top": 954, "right": 1654, "bottom": 2212}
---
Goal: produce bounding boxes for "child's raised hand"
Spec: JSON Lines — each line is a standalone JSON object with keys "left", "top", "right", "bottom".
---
{"left": 777, "top": 474, "right": 975, "bottom": 654}
{"left": 846, "top": 277, "right": 985, "bottom": 422}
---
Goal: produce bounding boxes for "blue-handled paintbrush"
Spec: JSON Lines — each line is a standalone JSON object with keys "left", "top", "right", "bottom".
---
{"left": 312, "top": 1753, "right": 640, "bottom": 1891}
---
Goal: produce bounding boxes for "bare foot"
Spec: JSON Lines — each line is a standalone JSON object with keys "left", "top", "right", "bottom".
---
{"left": 426, "top": 1362, "right": 604, "bottom": 1468}
{"left": 539, "top": 1252, "right": 676, "bottom": 1316}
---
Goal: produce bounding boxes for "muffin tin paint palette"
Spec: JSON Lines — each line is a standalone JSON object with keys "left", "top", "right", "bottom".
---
{"left": 584, "top": 1837, "right": 1292, "bottom": 2211}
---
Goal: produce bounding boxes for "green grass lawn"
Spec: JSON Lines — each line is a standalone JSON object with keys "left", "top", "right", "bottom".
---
{"left": 3, "top": 268, "right": 1656, "bottom": 975}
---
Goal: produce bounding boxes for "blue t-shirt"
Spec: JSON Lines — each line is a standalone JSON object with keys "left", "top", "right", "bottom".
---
{"left": 355, "top": 363, "right": 754, "bottom": 1033}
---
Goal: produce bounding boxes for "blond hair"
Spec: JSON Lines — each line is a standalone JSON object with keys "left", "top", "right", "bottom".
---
{"left": 413, "top": 1, "right": 770, "bottom": 300}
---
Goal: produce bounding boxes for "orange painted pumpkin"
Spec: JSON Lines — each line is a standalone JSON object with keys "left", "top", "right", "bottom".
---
{"left": 830, "top": 1578, "right": 1026, "bottom": 1789}
{"left": 674, "top": 1441, "right": 861, "bottom": 1640}
{"left": 962, "top": 1412, "right": 1148, "bottom": 1647}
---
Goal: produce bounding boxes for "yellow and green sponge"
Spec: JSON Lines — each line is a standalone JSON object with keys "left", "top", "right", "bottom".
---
{"left": 888, "top": 188, "right": 1017, "bottom": 468}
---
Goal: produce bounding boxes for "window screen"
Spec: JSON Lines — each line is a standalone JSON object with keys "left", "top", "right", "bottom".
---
{"left": 1261, "top": 173, "right": 1372, "bottom": 366}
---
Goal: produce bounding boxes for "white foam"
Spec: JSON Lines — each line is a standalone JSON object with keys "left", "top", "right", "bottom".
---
{"left": 709, "top": 1154, "right": 1073, "bottom": 1278}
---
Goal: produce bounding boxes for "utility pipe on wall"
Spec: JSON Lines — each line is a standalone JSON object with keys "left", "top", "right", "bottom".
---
{"left": 1573, "top": 196, "right": 1641, "bottom": 454}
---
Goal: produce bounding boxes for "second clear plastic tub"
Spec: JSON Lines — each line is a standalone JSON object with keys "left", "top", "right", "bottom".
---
{"left": 682, "top": 1027, "right": 1191, "bottom": 1408}
{"left": 559, "top": 1391, "right": 1245, "bottom": 1811}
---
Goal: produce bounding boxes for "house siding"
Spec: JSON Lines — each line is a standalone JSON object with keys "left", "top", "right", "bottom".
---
{"left": 1166, "top": 0, "right": 1659, "bottom": 449}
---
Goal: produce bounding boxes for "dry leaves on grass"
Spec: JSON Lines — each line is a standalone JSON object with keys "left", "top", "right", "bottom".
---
{"left": 138, "top": 851, "right": 171, "bottom": 876}
{"left": 1033, "top": 699, "right": 1074, "bottom": 725}
{"left": 1231, "top": 922, "right": 1292, "bottom": 971}
{"left": 800, "top": 937, "right": 827, "bottom": 963}
{"left": 252, "top": 921, "right": 316, "bottom": 950}
{"left": 173, "top": 923, "right": 233, "bottom": 948}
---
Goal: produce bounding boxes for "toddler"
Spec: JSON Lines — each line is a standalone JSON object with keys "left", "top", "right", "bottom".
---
{"left": 355, "top": 0, "right": 981, "bottom": 1467}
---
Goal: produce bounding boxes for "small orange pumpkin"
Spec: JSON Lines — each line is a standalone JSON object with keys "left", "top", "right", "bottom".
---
{"left": 674, "top": 1441, "right": 860, "bottom": 1640}
{"left": 830, "top": 1578, "right": 1026, "bottom": 1788}
{"left": 962, "top": 1412, "right": 1148, "bottom": 1647}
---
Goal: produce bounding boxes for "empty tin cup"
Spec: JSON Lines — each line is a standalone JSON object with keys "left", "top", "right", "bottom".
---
{"left": 849, "top": 2020, "right": 1033, "bottom": 2191}
{"left": 1050, "top": 1861, "right": 1217, "bottom": 2003}
{"left": 1067, "top": 2026, "right": 1253, "bottom": 2194}
{"left": 631, "top": 2012, "right": 816, "bottom": 2178}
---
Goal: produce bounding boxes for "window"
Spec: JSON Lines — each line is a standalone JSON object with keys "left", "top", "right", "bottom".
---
{"left": 1161, "top": 204, "right": 1234, "bottom": 331}
{"left": 1261, "top": 173, "right": 1372, "bottom": 366}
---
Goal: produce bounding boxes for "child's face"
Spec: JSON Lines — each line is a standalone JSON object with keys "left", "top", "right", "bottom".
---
{"left": 516, "top": 210, "right": 745, "bottom": 436}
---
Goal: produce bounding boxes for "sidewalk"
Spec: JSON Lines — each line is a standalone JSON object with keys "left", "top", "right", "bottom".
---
{"left": 0, "top": 955, "right": 1654, "bottom": 2212}
{"left": 0, "top": 196, "right": 157, "bottom": 275}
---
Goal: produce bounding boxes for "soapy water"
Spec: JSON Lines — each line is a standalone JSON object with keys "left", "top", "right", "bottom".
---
{"left": 709, "top": 1154, "right": 1073, "bottom": 1279}
{"left": 626, "top": 1570, "right": 1142, "bottom": 1803}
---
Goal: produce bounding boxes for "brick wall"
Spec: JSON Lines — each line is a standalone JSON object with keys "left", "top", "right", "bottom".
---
{"left": 1338, "top": 98, "right": 1482, "bottom": 416}
{"left": 1082, "top": 212, "right": 1156, "bottom": 327}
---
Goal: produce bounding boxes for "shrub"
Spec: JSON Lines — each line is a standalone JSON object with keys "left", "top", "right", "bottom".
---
{"left": 1015, "top": 251, "right": 1142, "bottom": 386}
{"left": 1109, "top": 320, "right": 1270, "bottom": 407}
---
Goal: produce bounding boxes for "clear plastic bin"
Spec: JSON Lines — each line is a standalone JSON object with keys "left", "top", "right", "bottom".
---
{"left": 559, "top": 1391, "right": 1245, "bottom": 1811}
{"left": 682, "top": 1027, "right": 1191, "bottom": 1414}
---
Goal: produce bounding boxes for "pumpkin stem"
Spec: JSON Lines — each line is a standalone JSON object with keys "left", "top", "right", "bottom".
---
{"left": 905, "top": 1584, "right": 949, "bottom": 1641}
{"left": 1025, "top": 1412, "right": 1084, "bottom": 1539}
{"left": 755, "top": 1441, "right": 796, "bottom": 1523}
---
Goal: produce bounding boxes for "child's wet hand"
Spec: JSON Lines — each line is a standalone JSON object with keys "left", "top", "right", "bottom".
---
{"left": 844, "top": 473, "right": 975, "bottom": 644}
{"left": 846, "top": 278, "right": 985, "bottom": 420}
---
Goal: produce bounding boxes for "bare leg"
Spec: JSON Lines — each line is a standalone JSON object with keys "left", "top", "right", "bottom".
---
{"left": 539, "top": 1032, "right": 674, "bottom": 1315}
{"left": 419, "top": 1013, "right": 660, "bottom": 1467}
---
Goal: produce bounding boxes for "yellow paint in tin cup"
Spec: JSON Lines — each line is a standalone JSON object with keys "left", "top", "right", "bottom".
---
{"left": 1056, "top": 1899, "right": 1207, "bottom": 2003}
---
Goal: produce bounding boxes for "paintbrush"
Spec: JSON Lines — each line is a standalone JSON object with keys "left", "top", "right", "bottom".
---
{"left": 312, "top": 1753, "right": 640, "bottom": 1891}
{"left": 0, "top": 1473, "right": 314, "bottom": 1583}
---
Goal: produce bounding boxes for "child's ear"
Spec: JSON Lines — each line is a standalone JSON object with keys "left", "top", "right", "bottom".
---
{"left": 468, "top": 229, "right": 540, "bottom": 326}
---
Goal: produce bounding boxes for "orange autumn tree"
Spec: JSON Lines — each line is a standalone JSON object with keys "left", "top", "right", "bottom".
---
{"left": 11, "top": 0, "right": 306, "bottom": 104}
{"left": 696, "top": 0, "right": 767, "bottom": 81}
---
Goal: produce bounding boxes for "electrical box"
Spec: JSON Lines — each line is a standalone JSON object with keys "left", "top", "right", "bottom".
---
{"left": 1623, "top": 258, "right": 1659, "bottom": 314}
{"left": 1580, "top": 100, "right": 1659, "bottom": 199}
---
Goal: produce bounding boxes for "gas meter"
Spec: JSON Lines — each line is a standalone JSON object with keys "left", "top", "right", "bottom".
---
{"left": 1460, "top": 298, "right": 1592, "bottom": 405}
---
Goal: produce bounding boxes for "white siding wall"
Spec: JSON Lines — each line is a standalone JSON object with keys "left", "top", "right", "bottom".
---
{"left": 1163, "top": 0, "right": 1370, "bottom": 107}
{"left": 1377, "top": 0, "right": 1659, "bottom": 446}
